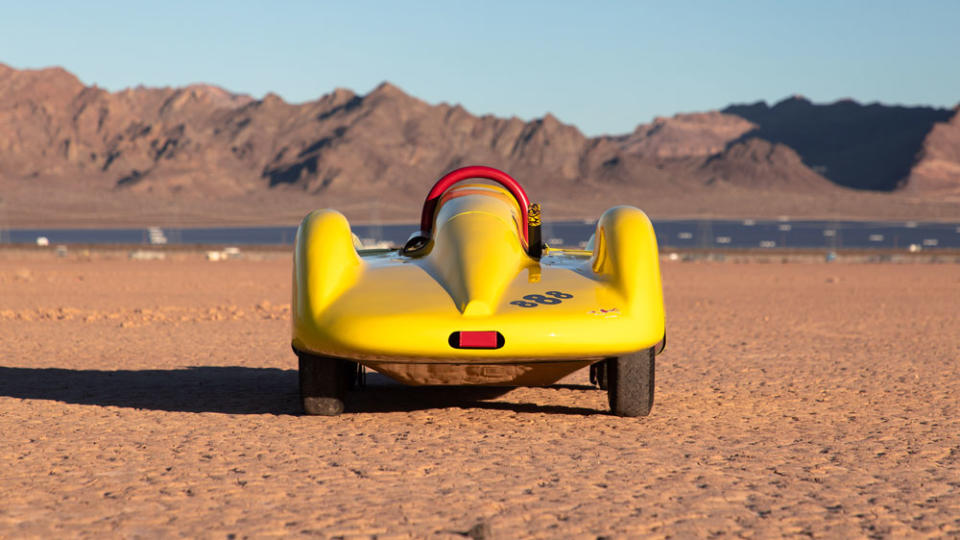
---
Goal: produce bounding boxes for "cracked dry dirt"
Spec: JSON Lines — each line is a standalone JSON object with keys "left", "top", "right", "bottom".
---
{"left": 1, "top": 253, "right": 958, "bottom": 538}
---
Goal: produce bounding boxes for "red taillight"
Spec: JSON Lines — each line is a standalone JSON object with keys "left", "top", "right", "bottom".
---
{"left": 449, "top": 331, "right": 504, "bottom": 349}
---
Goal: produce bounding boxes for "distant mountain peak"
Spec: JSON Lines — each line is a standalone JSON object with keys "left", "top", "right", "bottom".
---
{"left": 369, "top": 81, "right": 407, "bottom": 98}
{"left": 772, "top": 95, "right": 813, "bottom": 108}
{"left": 325, "top": 87, "right": 357, "bottom": 102}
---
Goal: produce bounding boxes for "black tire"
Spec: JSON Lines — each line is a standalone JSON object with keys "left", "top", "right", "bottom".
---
{"left": 607, "top": 348, "right": 655, "bottom": 417}
{"left": 299, "top": 354, "right": 347, "bottom": 415}
{"left": 589, "top": 361, "right": 608, "bottom": 390}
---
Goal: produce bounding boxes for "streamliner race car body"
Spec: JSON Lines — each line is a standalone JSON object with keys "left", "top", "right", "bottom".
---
{"left": 292, "top": 166, "right": 665, "bottom": 417}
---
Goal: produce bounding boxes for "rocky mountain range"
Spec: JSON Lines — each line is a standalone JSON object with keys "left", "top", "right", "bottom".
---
{"left": 1, "top": 63, "right": 959, "bottom": 226}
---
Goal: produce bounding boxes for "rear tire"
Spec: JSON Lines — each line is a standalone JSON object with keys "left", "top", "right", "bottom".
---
{"left": 607, "top": 348, "right": 655, "bottom": 417}
{"left": 299, "top": 354, "right": 347, "bottom": 415}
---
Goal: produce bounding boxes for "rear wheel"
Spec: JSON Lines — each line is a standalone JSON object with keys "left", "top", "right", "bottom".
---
{"left": 299, "top": 353, "right": 347, "bottom": 415}
{"left": 607, "top": 348, "right": 655, "bottom": 417}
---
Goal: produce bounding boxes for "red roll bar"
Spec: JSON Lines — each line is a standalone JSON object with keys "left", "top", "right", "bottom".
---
{"left": 419, "top": 166, "right": 531, "bottom": 245}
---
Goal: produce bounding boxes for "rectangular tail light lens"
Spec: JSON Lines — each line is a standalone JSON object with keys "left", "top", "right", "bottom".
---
{"left": 449, "top": 331, "right": 504, "bottom": 349}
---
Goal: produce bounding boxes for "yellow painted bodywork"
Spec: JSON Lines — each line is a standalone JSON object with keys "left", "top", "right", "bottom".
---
{"left": 292, "top": 184, "right": 665, "bottom": 386}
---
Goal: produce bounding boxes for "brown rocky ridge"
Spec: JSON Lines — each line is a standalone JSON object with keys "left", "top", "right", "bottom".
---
{"left": 1, "top": 63, "right": 959, "bottom": 227}
{"left": 904, "top": 105, "right": 960, "bottom": 195}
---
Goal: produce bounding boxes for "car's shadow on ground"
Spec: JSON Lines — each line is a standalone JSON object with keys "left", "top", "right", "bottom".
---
{"left": 349, "top": 373, "right": 602, "bottom": 416}
{"left": 0, "top": 367, "right": 605, "bottom": 416}
{"left": 0, "top": 366, "right": 301, "bottom": 415}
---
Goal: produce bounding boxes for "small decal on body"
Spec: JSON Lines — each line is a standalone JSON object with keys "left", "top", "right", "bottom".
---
{"left": 589, "top": 308, "right": 620, "bottom": 316}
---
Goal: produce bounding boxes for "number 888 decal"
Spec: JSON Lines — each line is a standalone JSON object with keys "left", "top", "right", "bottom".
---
{"left": 510, "top": 291, "right": 573, "bottom": 308}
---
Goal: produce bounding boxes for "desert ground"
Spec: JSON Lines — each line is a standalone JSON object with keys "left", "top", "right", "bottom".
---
{"left": 1, "top": 250, "right": 958, "bottom": 538}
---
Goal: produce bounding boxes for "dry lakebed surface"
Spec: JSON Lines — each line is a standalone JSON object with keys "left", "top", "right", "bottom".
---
{"left": 1, "top": 251, "right": 958, "bottom": 538}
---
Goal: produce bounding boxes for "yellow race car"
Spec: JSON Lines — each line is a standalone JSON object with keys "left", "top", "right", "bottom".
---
{"left": 292, "top": 166, "right": 665, "bottom": 416}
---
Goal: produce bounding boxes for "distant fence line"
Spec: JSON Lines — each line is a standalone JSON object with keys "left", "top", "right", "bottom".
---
{"left": 3, "top": 219, "right": 960, "bottom": 251}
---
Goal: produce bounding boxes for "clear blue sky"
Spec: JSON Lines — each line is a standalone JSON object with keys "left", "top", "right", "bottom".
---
{"left": 2, "top": 1, "right": 958, "bottom": 136}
